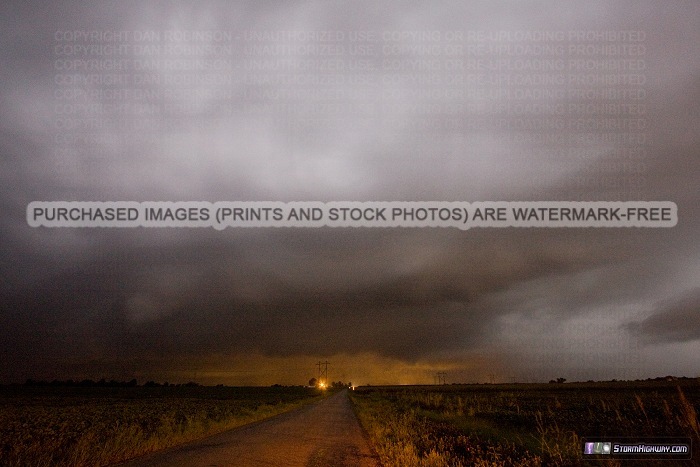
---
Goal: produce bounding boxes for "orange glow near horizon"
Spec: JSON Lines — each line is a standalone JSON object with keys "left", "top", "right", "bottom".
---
{"left": 100, "top": 352, "right": 506, "bottom": 387}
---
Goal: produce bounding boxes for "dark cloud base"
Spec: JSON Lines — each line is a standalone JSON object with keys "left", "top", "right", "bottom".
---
{"left": 1, "top": 1, "right": 699, "bottom": 383}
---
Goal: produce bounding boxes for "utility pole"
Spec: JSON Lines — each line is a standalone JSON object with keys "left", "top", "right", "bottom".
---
{"left": 316, "top": 361, "right": 329, "bottom": 387}
{"left": 436, "top": 372, "right": 447, "bottom": 385}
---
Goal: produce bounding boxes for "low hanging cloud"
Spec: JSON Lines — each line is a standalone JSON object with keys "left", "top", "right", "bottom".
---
{"left": 625, "top": 288, "right": 700, "bottom": 344}
{"left": 1, "top": 0, "right": 699, "bottom": 384}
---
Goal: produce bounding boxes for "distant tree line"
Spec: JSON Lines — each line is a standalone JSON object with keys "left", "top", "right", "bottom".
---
{"left": 331, "top": 380, "right": 351, "bottom": 388}
{"left": 23, "top": 378, "right": 202, "bottom": 388}
{"left": 547, "top": 376, "right": 695, "bottom": 384}
{"left": 307, "top": 378, "right": 352, "bottom": 388}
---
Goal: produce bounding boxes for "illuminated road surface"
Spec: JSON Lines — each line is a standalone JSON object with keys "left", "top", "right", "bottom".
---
{"left": 119, "top": 389, "right": 379, "bottom": 467}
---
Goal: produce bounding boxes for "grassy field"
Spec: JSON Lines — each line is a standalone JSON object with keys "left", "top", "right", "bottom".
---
{"left": 349, "top": 380, "right": 700, "bottom": 466}
{"left": 0, "top": 384, "right": 323, "bottom": 466}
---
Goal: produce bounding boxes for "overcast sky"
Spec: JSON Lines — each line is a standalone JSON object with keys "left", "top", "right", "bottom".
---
{"left": 1, "top": 1, "right": 699, "bottom": 385}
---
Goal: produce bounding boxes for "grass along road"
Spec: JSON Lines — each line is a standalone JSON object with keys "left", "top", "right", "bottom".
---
{"left": 0, "top": 385, "right": 323, "bottom": 466}
{"left": 350, "top": 381, "right": 700, "bottom": 466}
{"left": 120, "top": 389, "right": 379, "bottom": 467}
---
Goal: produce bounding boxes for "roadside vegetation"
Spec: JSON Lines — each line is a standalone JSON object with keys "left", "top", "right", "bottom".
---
{"left": 350, "top": 379, "right": 700, "bottom": 466}
{"left": 0, "top": 383, "right": 323, "bottom": 466}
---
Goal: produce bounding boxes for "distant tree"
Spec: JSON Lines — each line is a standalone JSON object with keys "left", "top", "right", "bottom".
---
{"left": 556, "top": 377, "right": 566, "bottom": 384}
{"left": 308, "top": 377, "right": 317, "bottom": 387}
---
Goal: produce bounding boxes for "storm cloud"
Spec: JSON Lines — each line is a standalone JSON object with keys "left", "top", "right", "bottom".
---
{"left": 625, "top": 288, "right": 700, "bottom": 344}
{"left": 1, "top": 0, "right": 699, "bottom": 384}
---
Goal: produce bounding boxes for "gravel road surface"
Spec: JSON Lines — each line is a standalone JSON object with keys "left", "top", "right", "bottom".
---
{"left": 118, "top": 389, "right": 379, "bottom": 467}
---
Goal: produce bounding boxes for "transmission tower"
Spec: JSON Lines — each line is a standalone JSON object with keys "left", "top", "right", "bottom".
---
{"left": 316, "top": 360, "right": 330, "bottom": 387}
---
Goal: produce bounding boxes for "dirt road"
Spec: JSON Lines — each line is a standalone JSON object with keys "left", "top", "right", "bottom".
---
{"left": 118, "top": 389, "right": 379, "bottom": 467}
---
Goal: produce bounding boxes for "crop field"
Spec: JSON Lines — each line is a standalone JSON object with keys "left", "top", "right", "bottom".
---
{"left": 0, "top": 384, "right": 322, "bottom": 466}
{"left": 350, "top": 380, "right": 700, "bottom": 466}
